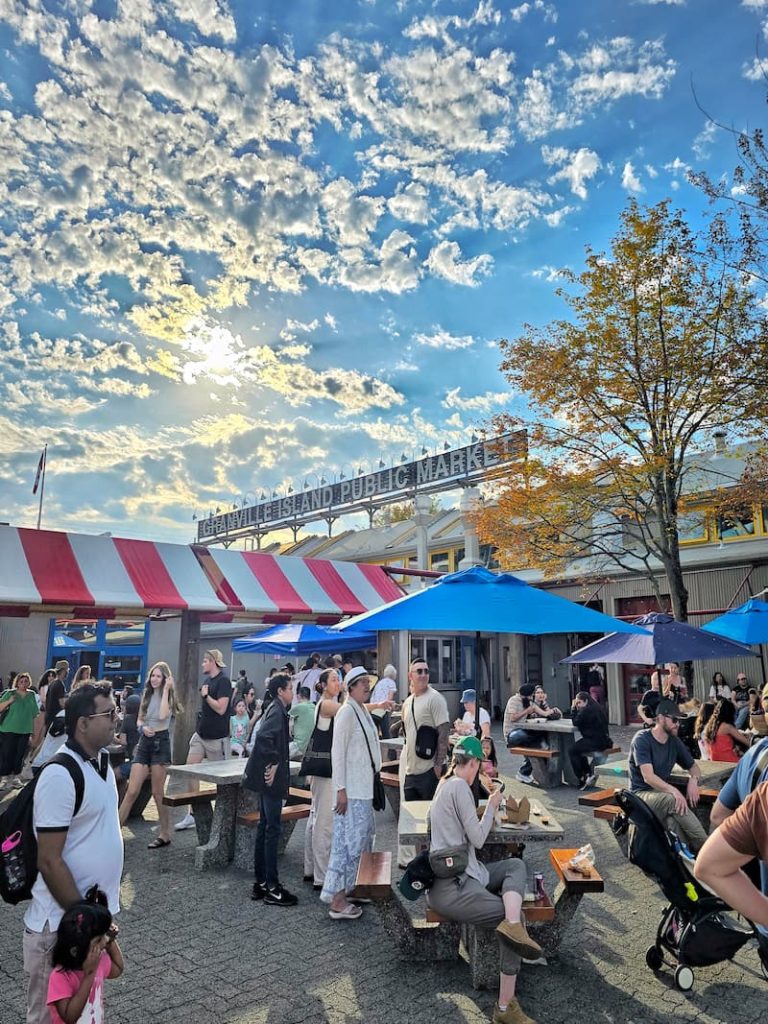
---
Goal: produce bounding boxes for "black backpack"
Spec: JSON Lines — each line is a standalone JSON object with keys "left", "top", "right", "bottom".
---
{"left": 0, "top": 753, "right": 85, "bottom": 905}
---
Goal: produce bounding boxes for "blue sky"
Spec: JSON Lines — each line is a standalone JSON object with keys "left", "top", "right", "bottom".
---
{"left": 1, "top": 0, "right": 767, "bottom": 543}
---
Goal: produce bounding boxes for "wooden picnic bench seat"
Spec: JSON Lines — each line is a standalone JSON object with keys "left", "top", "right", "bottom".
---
{"left": 578, "top": 787, "right": 619, "bottom": 807}
{"left": 233, "top": 802, "right": 310, "bottom": 869}
{"left": 287, "top": 786, "right": 311, "bottom": 803}
{"left": 162, "top": 788, "right": 216, "bottom": 807}
{"left": 507, "top": 746, "right": 560, "bottom": 788}
{"left": 380, "top": 759, "right": 400, "bottom": 772}
{"left": 593, "top": 804, "right": 622, "bottom": 822}
{"left": 353, "top": 851, "right": 392, "bottom": 901}
{"left": 549, "top": 848, "right": 605, "bottom": 894}
{"left": 507, "top": 746, "right": 556, "bottom": 759}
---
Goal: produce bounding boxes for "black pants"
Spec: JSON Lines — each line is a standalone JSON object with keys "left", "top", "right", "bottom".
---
{"left": 253, "top": 792, "right": 283, "bottom": 888}
{"left": 569, "top": 737, "right": 600, "bottom": 782}
{"left": 404, "top": 768, "right": 439, "bottom": 802}
{"left": 0, "top": 732, "right": 29, "bottom": 776}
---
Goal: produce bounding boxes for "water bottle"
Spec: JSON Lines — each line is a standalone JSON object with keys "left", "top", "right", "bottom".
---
{"left": 533, "top": 871, "right": 546, "bottom": 900}
{"left": 1, "top": 831, "right": 26, "bottom": 894}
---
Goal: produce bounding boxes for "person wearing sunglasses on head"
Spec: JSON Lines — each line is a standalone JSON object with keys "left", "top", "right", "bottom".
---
{"left": 401, "top": 659, "right": 450, "bottom": 802}
{"left": 627, "top": 697, "right": 707, "bottom": 853}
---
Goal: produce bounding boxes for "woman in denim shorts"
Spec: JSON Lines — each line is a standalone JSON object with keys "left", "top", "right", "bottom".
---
{"left": 118, "top": 661, "right": 181, "bottom": 848}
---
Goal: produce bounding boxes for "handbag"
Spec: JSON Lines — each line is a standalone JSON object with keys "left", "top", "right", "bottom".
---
{"left": 410, "top": 697, "right": 438, "bottom": 760}
{"left": 429, "top": 845, "right": 469, "bottom": 878}
{"left": 350, "top": 703, "right": 386, "bottom": 812}
{"left": 299, "top": 703, "right": 333, "bottom": 778}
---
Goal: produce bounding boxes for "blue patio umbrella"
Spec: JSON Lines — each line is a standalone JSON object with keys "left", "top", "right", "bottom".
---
{"left": 232, "top": 622, "right": 376, "bottom": 656}
{"left": 337, "top": 566, "right": 648, "bottom": 732}
{"left": 561, "top": 612, "right": 758, "bottom": 666}
{"left": 336, "top": 566, "right": 649, "bottom": 636}
{"left": 700, "top": 598, "right": 768, "bottom": 646}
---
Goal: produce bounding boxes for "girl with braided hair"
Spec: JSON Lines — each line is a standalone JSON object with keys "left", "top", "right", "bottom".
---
{"left": 702, "top": 698, "right": 750, "bottom": 763}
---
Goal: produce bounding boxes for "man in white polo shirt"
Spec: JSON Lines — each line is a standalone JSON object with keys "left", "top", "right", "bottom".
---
{"left": 23, "top": 683, "right": 123, "bottom": 1024}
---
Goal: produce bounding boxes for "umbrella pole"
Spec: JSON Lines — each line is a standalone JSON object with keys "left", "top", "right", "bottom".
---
{"left": 474, "top": 631, "right": 481, "bottom": 736}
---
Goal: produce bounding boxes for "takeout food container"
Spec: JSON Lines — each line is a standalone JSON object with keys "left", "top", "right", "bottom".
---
{"left": 505, "top": 796, "right": 530, "bottom": 824}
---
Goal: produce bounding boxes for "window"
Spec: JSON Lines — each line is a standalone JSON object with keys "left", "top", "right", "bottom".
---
{"left": 677, "top": 510, "right": 707, "bottom": 544}
{"left": 430, "top": 550, "right": 450, "bottom": 572}
{"left": 717, "top": 506, "right": 755, "bottom": 540}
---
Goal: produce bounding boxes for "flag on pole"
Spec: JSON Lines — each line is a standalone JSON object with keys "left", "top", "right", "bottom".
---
{"left": 32, "top": 448, "right": 46, "bottom": 495}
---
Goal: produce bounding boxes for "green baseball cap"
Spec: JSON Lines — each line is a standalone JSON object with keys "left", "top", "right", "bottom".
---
{"left": 454, "top": 735, "right": 483, "bottom": 760}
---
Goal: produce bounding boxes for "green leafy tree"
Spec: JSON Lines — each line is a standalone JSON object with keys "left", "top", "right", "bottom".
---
{"left": 478, "top": 200, "right": 768, "bottom": 620}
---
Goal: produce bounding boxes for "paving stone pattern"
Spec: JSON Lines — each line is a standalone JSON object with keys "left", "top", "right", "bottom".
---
{"left": 0, "top": 724, "right": 764, "bottom": 1023}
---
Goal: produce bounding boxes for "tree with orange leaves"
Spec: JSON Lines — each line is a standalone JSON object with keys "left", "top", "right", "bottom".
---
{"left": 477, "top": 200, "right": 768, "bottom": 621}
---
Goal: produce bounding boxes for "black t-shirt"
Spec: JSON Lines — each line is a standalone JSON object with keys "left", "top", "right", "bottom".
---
{"left": 732, "top": 684, "right": 750, "bottom": 707}
{"left": 121, "top": 694, "right": 142, "bottom": 757}
{"left": 45, "top": 678, "right": 67, "bottom": 727}
{"left": 198, "top": 672, "right": 232, "bottom": 739}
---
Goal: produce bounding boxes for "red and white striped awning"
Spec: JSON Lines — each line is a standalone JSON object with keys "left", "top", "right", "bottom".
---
{"left": 0, "top": 526, "right": 402, "bottom": 621}
{"left": 195, "top": 547, "right": 403, "bottom": 622}
{"left": 0, "top": 526, "right": 228, "bottom": 616}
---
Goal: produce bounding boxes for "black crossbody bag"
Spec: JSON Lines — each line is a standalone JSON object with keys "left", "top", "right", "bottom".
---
{"left": 410, "top": 697, "right": 438, "bottom": 760}
{"left": 351, "top": 704, "right": 386, "bottom": 812}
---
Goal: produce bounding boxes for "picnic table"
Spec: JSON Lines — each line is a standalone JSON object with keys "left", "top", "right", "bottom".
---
{"left": 594, "top": 757, "right": 734, "bottom": 787}
{"left": 166, "top": 759, "right": 302, "bottom": 871}
{"left": 517, "top": 719, "right": 581, "bottom": 787}
{"left": 398, "top": 798, "right": 564, "bottom": 862}
{"left": 379, "top": 736, "right": 404, "bottom": 760}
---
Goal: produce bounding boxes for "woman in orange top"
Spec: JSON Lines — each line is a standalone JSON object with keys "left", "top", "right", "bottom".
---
{"left": 701, "top": 698, "right": 750, "bottom": 763}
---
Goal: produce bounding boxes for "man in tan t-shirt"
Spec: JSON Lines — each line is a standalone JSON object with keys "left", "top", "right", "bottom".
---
{"left": 402, "top": 659, "right": 450, "bottom": 801}
{"left": 695, "top": 781, "right": 768, "bottom": 960}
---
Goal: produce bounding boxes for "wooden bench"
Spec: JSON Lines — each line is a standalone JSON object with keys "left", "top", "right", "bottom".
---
{"left": 578, "top": 787, "right": 619, "bottom": 808}
{"left": 593, "top": 804, "right": 622, "bottom": 822}
{"left": 163, "top": 788, "right": 217, "bottom": 842}
{"left": 353, "top": 851, "right": 392, "bottom": 901}
{"left": 507, "top": 746, "right": 560, "bottom": 788}
{"left": 380, "top": 764, "right": 401, "bottom": 819}
{"left": 233, "top": 803, "right": 310, "bottom": 869}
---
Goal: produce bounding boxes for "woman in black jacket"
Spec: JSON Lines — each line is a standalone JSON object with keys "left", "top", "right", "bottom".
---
{"left": 568, "top": 690, "right": 612, "bottom": 790}
{"left": 242, "top": 673, "right": 296, "bottom": 906}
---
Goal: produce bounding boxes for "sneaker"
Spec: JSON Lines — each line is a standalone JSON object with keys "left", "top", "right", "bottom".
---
{"left": 263, "top": 884, "right": 298, "bottom": 907}
{"left": 515, "top": 770, "right": 537, "bottom": 786}
{"left": 582, "top": 772, "right": 598, "bottom": 790}
{"left": 174, "top": 813, "right": 195, "bottom": 831}
{"left": 493, "top": 999, "right": 537, "bottom": 1024}
{"left": 251, "top": 881, "right": 267, "bottom": 901}
{"left": 496, "top": 920, "right": 543, "bottom": 960}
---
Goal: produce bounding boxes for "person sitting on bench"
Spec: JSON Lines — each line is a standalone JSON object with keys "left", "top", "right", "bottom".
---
{"left": 504, "top": 683, "right": 546, "bottom": 786}
{"left": 568, "top": 691, "right": 612, "bottom": 791}
{"left": 427, "top": 736, "right": 540, "bottom": 1024}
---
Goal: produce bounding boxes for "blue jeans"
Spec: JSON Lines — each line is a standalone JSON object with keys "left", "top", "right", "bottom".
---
{"left": 254, "top": 792, "right": 284, "bottom": 888}
{"left": 506, "top": 729, "right": 543, "bottom": 777}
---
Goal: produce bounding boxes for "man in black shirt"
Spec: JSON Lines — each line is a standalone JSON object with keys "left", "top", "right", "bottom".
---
{"left": 44, "top": 660, "right": 70, "bottom": 728}
{"left": 638, "top": 672, "right": 662, "bottom": 727}
{"left": 175, "top": 649, "right": 232, "bottom": 831}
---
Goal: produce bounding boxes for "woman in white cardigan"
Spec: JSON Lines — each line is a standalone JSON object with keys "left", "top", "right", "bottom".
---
{"left": 320, "top": 667, "right": 381, "bottom": 920}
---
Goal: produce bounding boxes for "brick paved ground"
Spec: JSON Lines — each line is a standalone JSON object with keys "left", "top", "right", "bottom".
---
{"left": 1, "top": 725, "right": 765, "bottom": 1024}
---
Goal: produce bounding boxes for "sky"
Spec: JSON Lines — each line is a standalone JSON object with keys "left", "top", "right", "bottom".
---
{"left": 1, "top": 0, "right": 768, "bottom": 545}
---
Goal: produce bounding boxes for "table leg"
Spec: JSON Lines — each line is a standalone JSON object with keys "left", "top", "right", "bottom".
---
{"left": 193, "top": 785, "right": 238, "bottom": 871}
{"left": 559, "top": 733, "right": 579, "bottom": 788}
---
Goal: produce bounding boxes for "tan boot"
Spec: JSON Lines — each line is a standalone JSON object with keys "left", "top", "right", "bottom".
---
{"left": 495, "top": 919, "right": 543, "bottom": 960}
{"left": 492, "top": 999, "right": 537, "bottom": 1024}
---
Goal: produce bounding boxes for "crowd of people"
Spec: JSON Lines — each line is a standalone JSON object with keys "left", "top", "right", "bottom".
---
{"left": 4, "top": 650, "right": 768, "bottom": 1024}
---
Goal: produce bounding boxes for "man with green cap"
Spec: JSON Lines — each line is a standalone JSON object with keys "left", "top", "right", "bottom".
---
{"left": 426, "top": 734, "right": 540, "bottom": 1024}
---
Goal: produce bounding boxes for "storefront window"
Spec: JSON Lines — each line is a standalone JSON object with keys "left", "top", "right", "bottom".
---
{"left": 677, "top": 510, "right": 707, "bottom": 543}
{"left": 430, "top": 550, "right": 450, "bottom": 572}
{"left": 717, "top": 506, "right": 755, "bottom": 540}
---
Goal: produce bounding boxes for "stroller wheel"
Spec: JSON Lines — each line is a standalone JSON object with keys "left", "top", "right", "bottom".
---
{"left": 645, "top": 945, "right": 663, "bottom": 971}
{"left": 674, "top": 965, "right": 694, "bottom": 991}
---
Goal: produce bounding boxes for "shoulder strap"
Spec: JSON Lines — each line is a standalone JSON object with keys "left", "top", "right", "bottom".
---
{"left": 44, "top": 753, "right": 86, "bottom": 817}
{"left": 350, "top": 703, "right": 377, "bottom": 774}
{"left": 749, "top": 745, "right": 768, "bottom": 793}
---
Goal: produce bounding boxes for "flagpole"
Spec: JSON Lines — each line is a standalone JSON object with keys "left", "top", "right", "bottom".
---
{"left": 36, "top": 444, "right": 47, "bottom": 530}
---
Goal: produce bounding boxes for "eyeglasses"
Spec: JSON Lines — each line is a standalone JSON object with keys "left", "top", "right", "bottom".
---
{"left": 662, "top": 715, "right": 680, "bottom": 724}
{"left": 88, "top": 708, "right": 117, "bottom": 721}
{"left": 737, "top": 677, "right": 747, "bottom": 682}
{"left": 412, "top": 668, "right": 430, "bottom": 675}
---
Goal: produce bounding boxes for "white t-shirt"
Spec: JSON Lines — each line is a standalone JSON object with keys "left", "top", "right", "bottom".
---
{"left": 403, "top": 687, "right": 450, "bottom": 776}
{"left": 24, "top": 746, "right": 124, "bottom": 932}
{"left": 462, "top": 708, "right": 491, "bottom": 732}
{"left": 370, "top": 677, "right": 397, "bottom": 704}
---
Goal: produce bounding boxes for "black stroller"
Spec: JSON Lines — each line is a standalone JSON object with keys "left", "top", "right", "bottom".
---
{"left": 613, "top": 788, "right": 762, "bottom": 991}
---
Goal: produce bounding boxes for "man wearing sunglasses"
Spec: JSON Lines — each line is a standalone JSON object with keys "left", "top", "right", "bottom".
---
{"left": 23, "top": 683, "right": 123, "bottom": 1024}
{"left": 628, "top": 697, "right": 707, "bottom": 853}
{"left": 401, "top": 659, "right": 450, "bottom": 802}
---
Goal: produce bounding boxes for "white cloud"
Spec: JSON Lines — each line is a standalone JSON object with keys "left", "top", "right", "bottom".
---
{"left": 414, "top": 327, "right": 476, "bottom": 350}
{"left": 542, "top": 145, "right": 601, "bottom": 199}
{"left": 621, "top": 160, "right": 644, "bottom": 192}
{"left": 426, "top": 240, "right": 493, "bottom": 286}
{"left": 442, "top": 387, "right": 510, "bottom": 412}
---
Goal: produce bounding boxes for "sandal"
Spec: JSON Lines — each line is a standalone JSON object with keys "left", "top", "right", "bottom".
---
{"left": 329, "top": 903, "right": 362, "bottom": 921}
{"left": 147, "top": 837, "right": 171, "bottom": 849}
